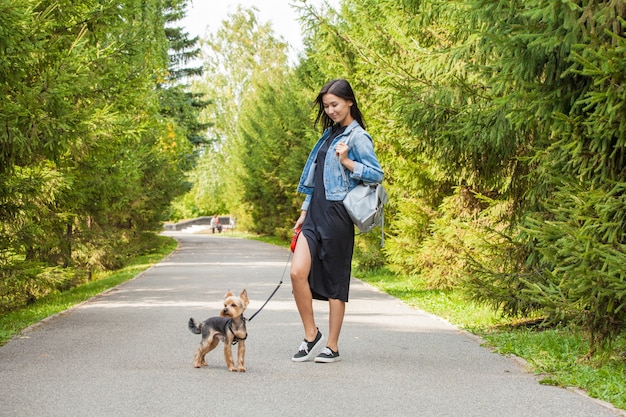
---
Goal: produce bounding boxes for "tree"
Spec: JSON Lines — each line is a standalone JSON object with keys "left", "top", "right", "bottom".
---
{"left": 180, "top": 6, "right": 292, "bottom": 225}
{"left": 296, "top": 0, "right": 626, "bottom": 352}
{"left": 159, "top": 0, "right": 212, "bottom": 150}
{"left": 1, "top": 0, "right": 204, "bottom": 310}
{"left": 238, "top": 73, "right": 316, "bottom": 235}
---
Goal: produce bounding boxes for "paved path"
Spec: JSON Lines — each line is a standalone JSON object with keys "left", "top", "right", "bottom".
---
{"left": 0, "top": 233, "right": 622, "bottom": 417}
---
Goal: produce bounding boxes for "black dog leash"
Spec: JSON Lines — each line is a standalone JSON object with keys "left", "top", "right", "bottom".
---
{"left": 246, "top": 251, "right": 292, "bottom": 322}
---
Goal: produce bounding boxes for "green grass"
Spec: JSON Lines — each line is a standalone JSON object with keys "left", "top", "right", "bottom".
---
{"left": 2, "top": 234, "right": 624, "bottom": 412}
{"left": 356, "top": 267, "right": 508, "bottom": 329}
{"left": 252, "top": 234, "right": 290, "bottom": 247}
{"left": 482, "top": 329, "right": 626, "bottom": 410}
{"left": 356, "top": 267, "right": 626, "bottom": 412}
{"left": 0, "top": 236, "right": 178, "bottom": 346}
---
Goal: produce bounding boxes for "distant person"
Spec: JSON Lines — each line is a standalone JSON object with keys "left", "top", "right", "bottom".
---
{"left": 290, "top": 79, "right": 384, "bottom": 363}
{"left": 210, "top": 215, "right": 222, "bottom": 233}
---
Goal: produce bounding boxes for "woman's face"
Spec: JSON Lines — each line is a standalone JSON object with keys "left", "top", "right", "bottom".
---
{"left": 322, "top": 93, "right": 353, "bottom": 127}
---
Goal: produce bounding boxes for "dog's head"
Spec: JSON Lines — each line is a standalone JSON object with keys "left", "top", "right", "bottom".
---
{"left": 220, "top": 289, "right": 249, "bottom": 318}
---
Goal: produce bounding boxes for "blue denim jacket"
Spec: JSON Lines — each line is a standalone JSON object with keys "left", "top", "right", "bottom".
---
{"left": 297, "top": 120, "right": 384, "bottom": 211}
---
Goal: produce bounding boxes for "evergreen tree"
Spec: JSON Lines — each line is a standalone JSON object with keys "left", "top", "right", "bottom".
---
{"left": 238, "top": 73, "right": 316, "bottom": 235}
{"left": 0, "top": 0, "right": 204, "bottom": 310}
{"left": 159, "top": 0, "right": 212, "bottom": 149}
{"left": 180, "top": 6, "right": 290, "bottom": 225}
{"left": 297, "top": 0, "right": 626, "bottom": 351}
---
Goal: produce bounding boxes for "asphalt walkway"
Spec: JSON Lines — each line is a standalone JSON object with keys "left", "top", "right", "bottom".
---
{"left": 0, "top": 233, "right": 622, "bottom": 416}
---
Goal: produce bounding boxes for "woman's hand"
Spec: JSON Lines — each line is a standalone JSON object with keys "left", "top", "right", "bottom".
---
{"left": 294, "top": 211, "right": 307, "bottom": 230}
{"left": 336, "top": 142, "right": 355, "bottom": 172}
{"left": 336, "top": 142, "right": 349, "bottom": 161}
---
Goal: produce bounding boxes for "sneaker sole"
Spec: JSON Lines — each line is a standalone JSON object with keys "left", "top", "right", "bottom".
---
{"left": 291, "top": 335, "right": 325, "bottom": 362}
{"left": 314, "top": 355, "right": 341, "bottom": 363}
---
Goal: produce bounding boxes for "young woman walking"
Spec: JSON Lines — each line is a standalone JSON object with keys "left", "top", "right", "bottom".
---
{"left": 290, "top": 79, "right": 384, "bottom": 363}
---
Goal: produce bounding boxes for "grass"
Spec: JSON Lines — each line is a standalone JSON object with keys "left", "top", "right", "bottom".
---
{"left": 250, "top": 235, "right": 625, "bottom": 411}
{"left": 0, "top": 236, "right": 178, "bottom": 346}
{"left": 355, "top": 267, "right": 626, "bottom": 412}
{"left": 0, "top": 232, "right": 268, "bottom": 346}
{"left": 482, "top": 329, "right": 626, "bottom": 410}
{"left": 2, "top": 233, "right": 624, "bottom": 412}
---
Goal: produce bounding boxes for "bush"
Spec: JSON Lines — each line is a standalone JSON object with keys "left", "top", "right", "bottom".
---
{"left": 0, "top": 262, "right": 81, "bottom": 313}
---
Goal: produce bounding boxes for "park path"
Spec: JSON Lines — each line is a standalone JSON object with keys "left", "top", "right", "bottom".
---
{"left": 0, "top": 232, "right": 621, "bottom": 417}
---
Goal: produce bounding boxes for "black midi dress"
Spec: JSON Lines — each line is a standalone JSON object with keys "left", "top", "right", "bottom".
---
{"left": 301, "top": 125, "right": 355, "bottom": 302}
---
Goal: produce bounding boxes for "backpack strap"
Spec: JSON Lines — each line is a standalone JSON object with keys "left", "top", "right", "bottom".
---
{"left": 381, "top": 206, "right": 385, "bottom": 248}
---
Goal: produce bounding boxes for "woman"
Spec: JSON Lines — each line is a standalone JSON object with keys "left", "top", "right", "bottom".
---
{"left": 291, "top": 79, "right": 384, "bottom": 363}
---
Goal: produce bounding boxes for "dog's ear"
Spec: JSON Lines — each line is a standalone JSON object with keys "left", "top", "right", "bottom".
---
{"left": 224, "top": 290, "right": 234, "bottom": 298}
{"left": 240, "top": 289, "right": 249, "bottom": 306}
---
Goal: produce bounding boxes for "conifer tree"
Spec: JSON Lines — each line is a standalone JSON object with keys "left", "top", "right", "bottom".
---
{"left": 297, "top": 0, "right": 625, "bottom": 351}
{"left": 0, "top": 0, "right": 203, "bottom": 310}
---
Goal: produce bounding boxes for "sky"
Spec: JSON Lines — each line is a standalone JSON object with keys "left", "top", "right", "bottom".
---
{"left": 179, "top": 0, "right": 340, "bottom": 64}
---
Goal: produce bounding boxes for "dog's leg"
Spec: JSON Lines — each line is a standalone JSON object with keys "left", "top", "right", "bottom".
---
{"left": 194, "top": 335, "right": 218, "bottom": 368}
{"left": 193, "top": 345, "right": 204, "bottom": 368}
{"left": 223, "top": 340, "right": 237, "bottom": 372}
{"left": 236, "top": 340, "right": 246, "bottom": 372}
{"left": 202, "top": 337, "right": 220, "bottom": 367}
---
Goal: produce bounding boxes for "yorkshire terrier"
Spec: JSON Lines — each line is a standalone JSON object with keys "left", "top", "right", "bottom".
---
{"left": 188, "top": 289, "right": 249, "bottom": 372}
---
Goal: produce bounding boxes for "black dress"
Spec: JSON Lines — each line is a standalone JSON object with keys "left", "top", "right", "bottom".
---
{"left": 302, "top": 125, "right": 355, "bottom": 302}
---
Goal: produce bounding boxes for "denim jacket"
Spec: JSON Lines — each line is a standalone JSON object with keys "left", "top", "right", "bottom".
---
{"left": 297, "top": 120, "right": 384, "bottom": 211}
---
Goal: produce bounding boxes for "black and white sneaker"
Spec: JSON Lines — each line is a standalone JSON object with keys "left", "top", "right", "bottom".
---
{"left": 292, "top": 329, "right": 324, "bottom": 362}
{"left": 315, "top": 347, "right": 340, "bottom": 363}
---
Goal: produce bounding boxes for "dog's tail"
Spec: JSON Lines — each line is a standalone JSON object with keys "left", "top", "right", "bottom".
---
{"left": 188, "top": 318, "right": 202, "bottom": 334}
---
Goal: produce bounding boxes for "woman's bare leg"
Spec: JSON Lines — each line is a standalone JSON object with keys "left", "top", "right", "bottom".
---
{"left": 327, "top": 298, "right": 345, "bottom": 352}
{"left": 290, "top": 236, "right": 318, "bottom": 341}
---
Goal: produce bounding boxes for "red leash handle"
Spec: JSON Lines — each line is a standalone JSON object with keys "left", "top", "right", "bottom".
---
{"left": 290, "top": 227, "right": 301, "bottom": 253}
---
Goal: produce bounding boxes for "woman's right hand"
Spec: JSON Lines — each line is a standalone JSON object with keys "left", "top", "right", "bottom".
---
{"left": 294, "top": 210, "right": 306, "bottom": 230}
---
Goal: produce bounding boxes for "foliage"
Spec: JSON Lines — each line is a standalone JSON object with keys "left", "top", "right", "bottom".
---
{"left": 458, "top": 0, "right": 626, "bottom": 351}
{"left": 0, "top": 0, "right": 204, "bottom": 311}
{"left": 160, "top": 0, "right": 211, "bottom": 149}
{"left": 521, "top": 183, "right": 626, "bottom": 352}
{"left": 352, "top": 231, "right": 386, "bottom": 272}
{"left": 0, "top": 235, "right": 177, "bottom": 344}
{"left": 186, "top": 0, "right": 625, "bottom": 354}
{"left": 238, "top": 74, "right": 316, "bottom": 234}
{"left": 179, "top": 6, "right": 312, "bottom": 229}
{"left": 291, "top": 0, "right": 626, "bottom": 354}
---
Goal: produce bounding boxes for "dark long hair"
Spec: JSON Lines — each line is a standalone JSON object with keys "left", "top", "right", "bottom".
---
{"left": 314, "top": 79, "right": 366, "bottom": 131}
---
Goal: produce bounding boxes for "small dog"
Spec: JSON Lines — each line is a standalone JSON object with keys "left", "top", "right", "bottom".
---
{"left": 188, "top": 289, "right": 249, "bottom": 372}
